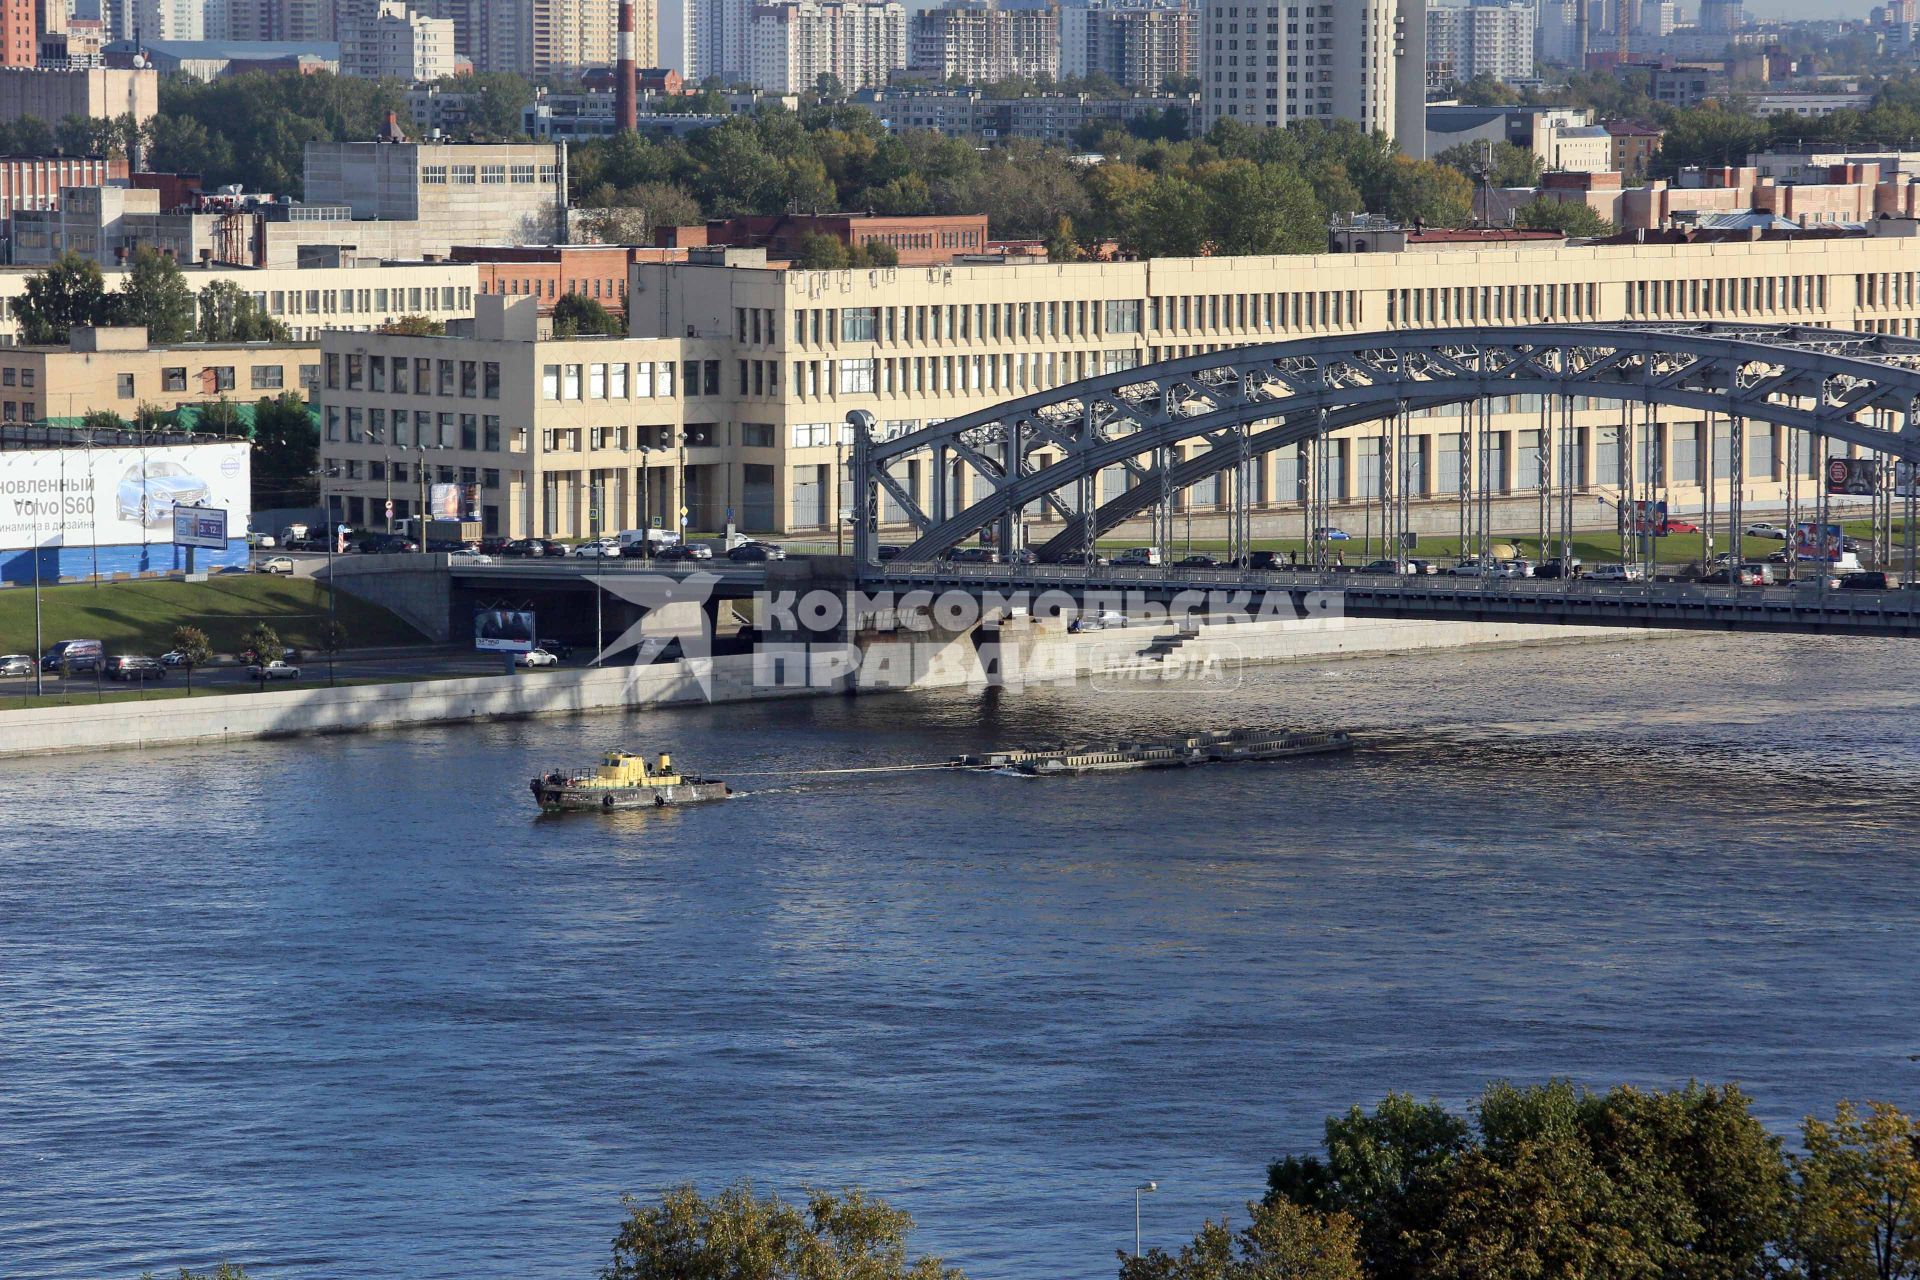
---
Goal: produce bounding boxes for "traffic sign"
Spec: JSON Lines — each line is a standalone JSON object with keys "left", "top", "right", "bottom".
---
{"left": 679, "top": 516, "right": 690, "bottom": 527}
{"left": 678, "top": 505, "right": 689, "bottom": 517}
{"left": 384, "top": 499, "right": 394, "bottom": 518}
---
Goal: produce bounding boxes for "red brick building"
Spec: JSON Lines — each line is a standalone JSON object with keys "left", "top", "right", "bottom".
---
{"left": 656, "top": 213, "right": 992, "bottom": 267}
{"left": 452, "top": 244, "right": 691, "bottom": 316}
{"left": 0, "top": 0, "right": 36, "bottom": 67}
{"left": 0, "top": 154, "right": 128, "bottom": 219}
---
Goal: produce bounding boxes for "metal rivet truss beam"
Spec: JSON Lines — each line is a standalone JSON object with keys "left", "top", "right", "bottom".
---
{"left": 843, "top": 324, "right": 1920, "bottom": 565}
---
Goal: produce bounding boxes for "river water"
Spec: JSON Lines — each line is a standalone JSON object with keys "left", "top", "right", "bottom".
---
{"left": 3, "top": 632, "right": 1918, "bottom": 1279}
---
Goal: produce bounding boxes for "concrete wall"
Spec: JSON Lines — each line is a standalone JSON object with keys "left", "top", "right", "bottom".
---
{"left": 0, "top": 615, "right": 1650, "bottom": 759}
{"left": 322, "top": 555, "right": 452, "bottom": 643}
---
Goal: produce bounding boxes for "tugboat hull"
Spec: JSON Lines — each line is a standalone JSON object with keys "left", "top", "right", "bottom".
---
{"left": 530, "top": 778, "right": 731, "bottom": 811}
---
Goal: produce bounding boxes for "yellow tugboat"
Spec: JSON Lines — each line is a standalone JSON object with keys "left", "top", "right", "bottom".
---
{"left": 530, "top": 750, "right": 731, "bottom": 812}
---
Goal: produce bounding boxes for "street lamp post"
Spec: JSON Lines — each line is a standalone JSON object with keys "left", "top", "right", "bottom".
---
{"left": 31, "top": 497, "right": 43, "bottom": 696}
{"left": 319, "top": 463, "right": 341, "bottom": 687}
{"left": 638, "top": 445, "right": 653, "bottom": 556}
{"left": 1134, "top": 1181, "right": 1157, "bottom": 1258}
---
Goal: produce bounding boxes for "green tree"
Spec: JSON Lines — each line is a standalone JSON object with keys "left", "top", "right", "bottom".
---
{"left": 197, "top": 398, "right": 246, "bottom": 435}
{"left": 134, "top": 402, "right": 175, "bottom": 431}
{"left": 0, "top": 114, "right": 55, "bottom": 154}
{"left": 239, "top": 622, "right": 284, "bottom": 682}
{"left": 1267, "top": 1093, "right": 1472, "bottom": 1280}
{"left": 251, "top": 391, "right": 319, "bottom": 510}
{"left": 14, "top": 252, "right": 111, "bottom": 345}
{"left": 794, "top": 232, "right": 852, "bottom": 269}
{"left": 815, "top": 72, "right": 848, "bottom": 102}
{"left": 1120, "top": 173, "right": 1209, "bottom": 258}
{"left": 847, "top": 240, "right": 899, "bottom": 268}
{"left": 574, "top": 181, "right": 701, "bottom": 243}
{"left": 1120, "top": 1198, "right": 1365, "bottom": 1280}
{"left": 1201, "top": 162, "right": 1324, "bottom": 256}
{"left": 112, "top": 246, "right": 196, "bottom": 343}
{"left": 1512, "top": 198, "right": 1617, "bottom": 239}
{"left": 1790, "top": 1101, "right": 1920, "bottom": 1280}
{"left": 197, "top": 280, "right": 291, "bottom": 343}
{"left": 603, "top": 1182, "right": 964, "bottom": 1280}
{"left": 1369, "top": 156, "right": 1474, "bottom": 228}
{"left": 1434, "top": 141, "right": 1542, "bottom": 189}
{"left": 168, "top": 624, "right": 213, "bottom": 695}
{"left": 81, "top": 409, "right": 127, "bottom": 432}
{"left": 1452, "top": 73, "right": 1523, "bottom": 106}
{"left": 1046, "top": 215, "right": 1084, "bottom": 262}
{"left": 379, "top": 315, "right": 444, "bottom": 336}
{"left": 454, "top": 72, "right": 535, "bottom": 139}
{"left": 551, "top": 293, "right": 626, "bottom": 337}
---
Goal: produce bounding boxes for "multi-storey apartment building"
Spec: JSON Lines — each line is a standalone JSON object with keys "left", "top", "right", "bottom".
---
{"left": 748, "top": 0, "right": 907, "bottom": 93}
{"left": 340, "top": 0, "right": 457, "bottom": 80}
{"left": 910, "top": 0, "right": 1058, "bottom": 84}
{"left": 1426, "top": 0, "right": 1534, "bottom": 88}
{"left": 313, "top": 230, "right": 1920, "bottom": 545}
{"left": 1200, "top": 0, "right": 1426, "bottom": 152}
{"left": 1058, "top": 1, "right": 1197, "bottom": 90}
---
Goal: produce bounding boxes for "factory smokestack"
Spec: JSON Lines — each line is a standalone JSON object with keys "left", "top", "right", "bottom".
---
{"left": 616, "top": 0, "right": 639, "bottom": 132}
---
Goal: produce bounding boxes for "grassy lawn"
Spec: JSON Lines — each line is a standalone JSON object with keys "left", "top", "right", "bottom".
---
{"left": 0, "top": 576, "right": 424, "bottom": 659}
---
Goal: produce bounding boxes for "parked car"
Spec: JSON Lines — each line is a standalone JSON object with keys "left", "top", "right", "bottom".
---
{"left": 446, "top": 550, "right": 494, "bottom": 565}
{"left": 1840, "top": 570, "right": 1900, "bottom": 590}
{"left": 1246, "top": 551, "right": 1294, "bottom": 571}
{"left": 1589, "top": 562, "right": 1646, "bottom": 582}
{"left": 479, "top": 537, "right": 513, "bottom": 556}
{"left": 247, "top": 532, "right": 277, "bottom": 549}
{"left": 357, "top": 534, "right": 418, "bottom": 554}
{"left": 503, "top": 538, "right": 560, "bottom": 558}
{"left": 1491, "top": 558, "right": 1535, "bottom": 578}
{"left": 104, "top": 655, "right": 166, "bottom": 682}
{"left": 730, "top": 541, "right": 787, "bottom": 561}
{"left": 159, "top": 648, "right": 196, "bottom": 667}
{"left": 571, "top": 541, "right": 620, "bottom": 558}
{"left": 255, "top": 555, "right": 295, "bottom": 575}
{"left": 949, "top": 546, "right": 1000, "bottom": 564}
{"left": 654, "top": 543, "right": 713, "bottom": 563}
{"left": 0, "top": 654, "right": 33, "bottom": 676}
{"left": 1744, "top": 522, "right": 1789, "bottom": 540}
{"left": 247, "top": 659, "right": 302, "bottom": 680}
{"left": 1113, "top": 547, "right": 1162, "bottom": 567}
{"left": 619, "top": 542, "right": 656, "bottom": 559}
{"left": 1312, "top": 526, "right": 1351, "bottom": 542}
{"left": 1177, "top": 553, "right": 1220, "bottom": 568}
{"left": 517, "top": 647, "right": 560, "bottom": 668}
{"left": 534, "top": 638, "right": 573, "bottom": 660}
{"left": 1841, "top": 536, "right": 1865, "bottom": 554}
{"left": 728, "top": 543, "right": 778, "bottom": 562}
{"left": 1660, "top": 519, "right": 1700, "bottom": 534}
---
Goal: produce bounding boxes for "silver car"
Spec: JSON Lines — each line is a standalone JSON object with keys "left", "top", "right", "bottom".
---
{"left": 0, "top": 654, "right": 32, "bottom": 676}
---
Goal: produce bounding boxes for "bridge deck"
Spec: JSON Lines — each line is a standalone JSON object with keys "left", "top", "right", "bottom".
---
{"left": 863, "top": 563, "right": 1920, "bottom": 638}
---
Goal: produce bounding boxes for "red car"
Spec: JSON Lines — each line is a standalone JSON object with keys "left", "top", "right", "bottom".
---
{"left": 1661, "top": 519, "right": 1700, "bottom": 534}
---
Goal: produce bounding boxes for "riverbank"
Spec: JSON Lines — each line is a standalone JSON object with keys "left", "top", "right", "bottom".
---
{"left": 0, "top": 616, "right": 1653, "bottom": 760}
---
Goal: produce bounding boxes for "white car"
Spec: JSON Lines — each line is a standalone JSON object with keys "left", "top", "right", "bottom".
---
{"left": 1589, "top": 562, "right": 1646, "bottom": 581}
{"left": 247, "top": 659, "right": 302, "bottom": 680}
{"left": 447, "top": 550, "right": 494, "bottom": 565}
{"left": 517, "top": 647, "right": 559, "bottom": 667}
{"left": 0, "top": 653, "right": 32, "bottom": 676}
{"left": 571, "top": 542, "right": 619, "bottom": 558}
{"left": 255, "top": 555, "right": 295, "bottom": 575}
{"left": 1744, "top": 522, "right": 1789, "bottom": 540}
{"left": 1491, "top": 558, "right": 1534, "bottom": 578}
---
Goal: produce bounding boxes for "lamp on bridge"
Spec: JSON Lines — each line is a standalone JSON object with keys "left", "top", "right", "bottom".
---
{"left": 1134, "top": 1180, "right": 1157, "bottom": 1258}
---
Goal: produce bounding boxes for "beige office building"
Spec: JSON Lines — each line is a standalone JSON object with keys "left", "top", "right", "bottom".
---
{"left": 0, "top": 260, "right": 480, "bottom": 345}
{"left": 319, "top": 232, "right": 1920, "bottom": 542}
{"left": 0, "top": 328, "right": 317, "bottom": 427}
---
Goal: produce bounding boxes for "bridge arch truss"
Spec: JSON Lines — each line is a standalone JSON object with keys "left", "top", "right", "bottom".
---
{"left": 846, "top": 323, "right": 1920, "bottom": 569}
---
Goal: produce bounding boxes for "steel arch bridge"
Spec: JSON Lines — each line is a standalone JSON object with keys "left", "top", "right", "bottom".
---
{"left": 845, "top": 323, "right": 1920, "bottom": 571}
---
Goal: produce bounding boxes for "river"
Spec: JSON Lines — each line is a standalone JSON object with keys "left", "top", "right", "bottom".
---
{"left": 2, "top": 632, "right": 1917, "bottom": 1279}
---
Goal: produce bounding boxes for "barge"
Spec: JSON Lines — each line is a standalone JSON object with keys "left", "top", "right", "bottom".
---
{"left": 531, "top": 749, "right": 731, "bottom": 811}
{"left": 950, "top": 728, "right": 1352, "bottom": 776}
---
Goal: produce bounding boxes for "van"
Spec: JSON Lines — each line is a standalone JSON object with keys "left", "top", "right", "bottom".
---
{"left": 617, "top": 528, "right": 681, "bottom": 549}
{"left": 1114, "top": 547, "right": 1163, "bottom": 567}
{"left": 41, "top": 639, "right": 103, "bottom": 673}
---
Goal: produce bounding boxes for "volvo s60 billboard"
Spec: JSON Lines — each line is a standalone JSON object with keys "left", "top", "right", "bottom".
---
{"left": 0, "top": 442, "right": 249, "bottom": 550}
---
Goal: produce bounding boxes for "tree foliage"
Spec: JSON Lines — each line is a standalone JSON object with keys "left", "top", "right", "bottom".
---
{"left": 603, "top": 1182, "right": 964, "bottom": 1280}
{"left": 1511, "top": 198, "right": 1616, "bottom": 239}
{"left": 198, "top": 280, "right": 291, "bottom": 343}
{"left": 168, "top": 625, "right": 213, "bottom": 695}
{"left": 379, "top": 315, "right": 444, "bottom": 336}
{"left": 1433, "top": 141, "right": 1542, "bottom": 190}
{"left": 113, "top": 246, "right": 196, "bottom": 344}
{"left": 1121, "top": 1198, "right": 1365, "bottom": 1280}
{"left": 14, "top": 252, "right": 111, "bottom": 345}
{"left": 251, "top": 392, "right": 319, "bottom": 510}
{"left": 551, "top": 293, "right": 626, "bottom": 338}
{"left": 150, "top": 71, "right": 409, "bottom": 196}
{"left": 1790, "top": 1101, "right": 1920, "bottom": 1280}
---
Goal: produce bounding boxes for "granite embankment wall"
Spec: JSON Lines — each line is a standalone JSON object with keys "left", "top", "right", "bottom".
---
{"left": 0, "top": 617, "right": 1648, "bottom": 759}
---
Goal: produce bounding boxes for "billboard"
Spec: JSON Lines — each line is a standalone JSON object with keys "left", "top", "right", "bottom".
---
{"left": 1792, "top": 522, "right": 1845, "bottom": 562}
{"left": 1826, "top": 456, "right": 1880, "bottom": 496}
{"left": 475, "top": 608, "right": 535, "bottom": 653}
{"left": 1632, "top": 500, "right": 1668, "bottom": 535}
{"left": 0, "top": 441, "right": 250, "bottom": 552}
{"left": 428, "top": 483, "right": 480, "bottom": 521}
{"left": 172, "top": 505, "right": 228, "bottom": 550}
{"left": 1897, "top": 460, "right": 1920, "bottom": 498}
